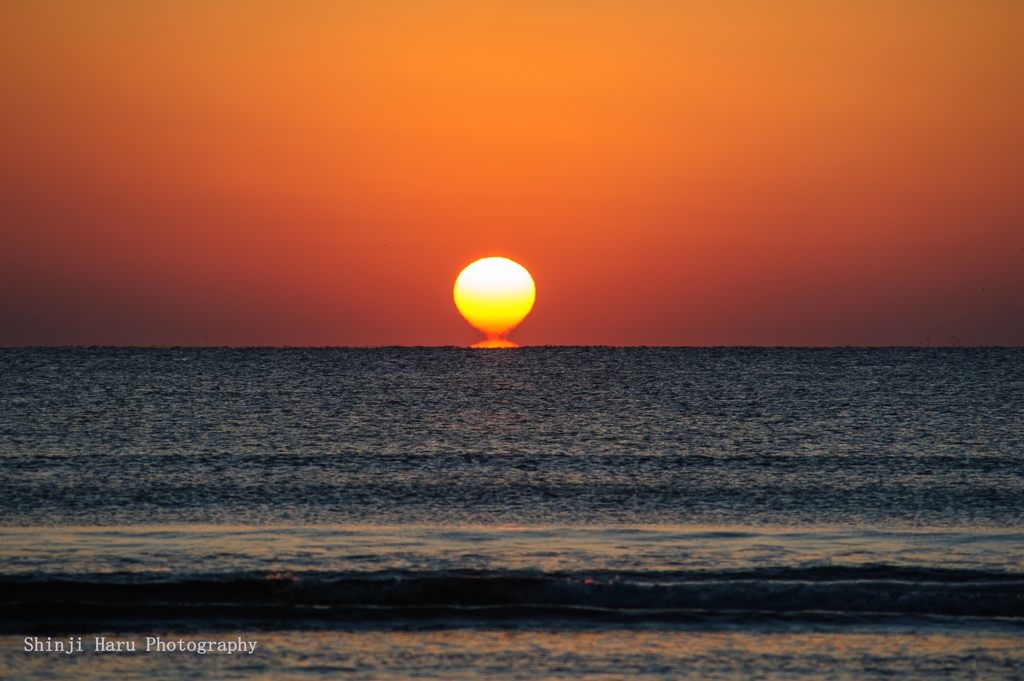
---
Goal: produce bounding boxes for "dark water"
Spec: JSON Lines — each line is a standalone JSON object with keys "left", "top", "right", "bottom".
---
{"left": 1, "top": 347, "right": 1023, "bottom": 679}
{"left": 4, "top": 347, "right": 1023, "bottom": 527}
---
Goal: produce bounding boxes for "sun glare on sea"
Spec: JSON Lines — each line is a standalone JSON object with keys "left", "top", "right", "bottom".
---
{"left": 454, "top": 257, "right": 535, "bottom": 348}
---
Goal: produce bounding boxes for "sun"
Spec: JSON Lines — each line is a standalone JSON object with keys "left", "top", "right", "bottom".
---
{"left": 454, "top": 257, "right": 536, "bottom": 348}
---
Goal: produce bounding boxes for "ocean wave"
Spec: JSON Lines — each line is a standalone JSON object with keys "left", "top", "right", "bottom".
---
{"left": 3, "top": 567, "right": 1023, "bottom": 631}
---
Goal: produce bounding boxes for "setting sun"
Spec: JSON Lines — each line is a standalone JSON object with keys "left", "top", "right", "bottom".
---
{"left": 454, "top": 257, "right": 535, "bottom": 348}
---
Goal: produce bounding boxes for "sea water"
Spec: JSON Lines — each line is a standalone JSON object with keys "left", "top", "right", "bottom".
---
{"left": 1, "top": 347, "right": 1022, "bottom": 679}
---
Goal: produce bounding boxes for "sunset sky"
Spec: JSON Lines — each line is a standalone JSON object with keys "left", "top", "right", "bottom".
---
{"left": 2, "top": 0, "right": 1022, "bottom": 346}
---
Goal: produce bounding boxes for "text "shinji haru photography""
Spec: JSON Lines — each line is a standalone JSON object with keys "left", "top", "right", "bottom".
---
{"left": 25, "top": 636, "right": 258, "bottom": 655}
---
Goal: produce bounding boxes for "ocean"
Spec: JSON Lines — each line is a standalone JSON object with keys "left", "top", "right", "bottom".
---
{"left": 1, "top": 347, "right": 1022, "bottom": 679}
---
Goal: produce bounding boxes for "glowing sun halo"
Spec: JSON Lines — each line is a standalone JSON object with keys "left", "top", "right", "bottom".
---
{"left": 454, "top": 257, "right": 536, "bottom": 348}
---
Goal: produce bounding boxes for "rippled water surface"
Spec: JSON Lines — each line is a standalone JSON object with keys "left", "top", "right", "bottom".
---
{"left": 1, "top": 347, "right": 1022, "bottom": 679}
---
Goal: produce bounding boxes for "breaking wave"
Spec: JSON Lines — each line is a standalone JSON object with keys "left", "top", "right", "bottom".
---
{"left": 4, "top": 566, "right": 1023, "bottom": 631}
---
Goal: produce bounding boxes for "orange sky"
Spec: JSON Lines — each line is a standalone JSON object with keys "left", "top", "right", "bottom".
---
{"left": 2, "top": 0, "right": 1022, "bottom": 346}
